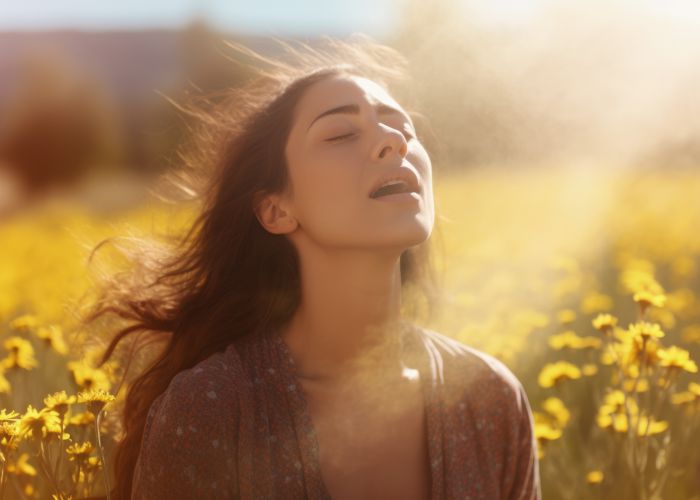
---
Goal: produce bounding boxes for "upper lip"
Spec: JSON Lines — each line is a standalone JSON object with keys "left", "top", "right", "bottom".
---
{"left": 369, "top": 167, "right": 422, "bottom": 198}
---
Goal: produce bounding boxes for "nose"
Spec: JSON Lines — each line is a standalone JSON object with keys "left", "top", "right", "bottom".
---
{"left": 373, "top": 124, "right": 408, "bottom": 161}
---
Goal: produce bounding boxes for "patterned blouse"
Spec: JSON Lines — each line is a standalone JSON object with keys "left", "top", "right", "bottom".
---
{"left": 131, "top": 324, "right": 541, "bottom": 499}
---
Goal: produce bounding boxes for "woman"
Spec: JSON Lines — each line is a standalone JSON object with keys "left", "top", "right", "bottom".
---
{"left": 84, "top": 34, "right": 540, "bottom": 499}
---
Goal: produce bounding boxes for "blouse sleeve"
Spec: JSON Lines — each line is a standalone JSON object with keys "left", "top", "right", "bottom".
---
{"left": 130, "top": 365, "right": 239, "bottom": 499}
{"left": 503, "top": 382, "right": 542, "bottom": 500}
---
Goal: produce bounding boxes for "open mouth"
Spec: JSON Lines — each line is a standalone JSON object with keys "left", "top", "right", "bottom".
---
{"left": 369, "top": 180, "right": 417, "bottom": 199}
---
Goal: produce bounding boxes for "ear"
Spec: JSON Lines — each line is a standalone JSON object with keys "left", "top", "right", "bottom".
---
{"left": 252, "top": 190, "right": 298, "bottom": 234}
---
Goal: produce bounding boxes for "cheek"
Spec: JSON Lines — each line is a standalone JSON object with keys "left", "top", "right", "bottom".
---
{"left": 413, "top": 147, "right": 432, "bottom": 176}
{"left": 292, "top": 155, "right": 363, "bottom": 215}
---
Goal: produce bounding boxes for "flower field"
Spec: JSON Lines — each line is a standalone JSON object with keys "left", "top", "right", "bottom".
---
{"left": 0, "top": 166, "right": 698, "bottom": 499}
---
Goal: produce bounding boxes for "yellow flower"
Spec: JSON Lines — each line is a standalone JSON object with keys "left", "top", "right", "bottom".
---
{"left": 542, "top": 397, "right": 570, "bottom": 427}
{"left": 682, "top": 324, "right": 700, "bottom": 344}
{"left": 633, "top": 290, "right": 667, "bottom": 309}
{"left": 636, "top": 415, "right": 668, "bottom": 437}
{"left": 77, "top": 388, "right": 116, "bottom": 416}
{"left": 671, "top": 382, "right": 700, "bottom": 406}
{"left": 620, "top": 265, "right": 663, "bottom": 295}
{"left": 0, "top": 433, "right": 20, "bottom": 455}
{"left": 18, "top": 405, "right": 61, "bottom": 441}
{"left": 586, "top": 470, "right": 604, "bottom": 484}
{"left": 602, "top": 331, "right": 657, "bottom": 375}
{"left": 582, "top": 363, "right": 598, "bottom": 376}
{"left": 598, "top": 405, "right": 667, "bottom": 436}
{"left": 2, "top": 337, "right": 38, "bottom": 371}
{"left": 0, "top": 409, "right": 20, "bottom": 451}
{"left": 597, "top": 412, "right": 623, "bottom": 432}
{"left": 578, "top": 336, "right": 601, "bottom": 349}
{"left": 534, "top": 420, "right": 562, "bottom": 441}
{"left": 0, "top": 409, "right": 20, "bottom": 423}
{"left": 538, "top": 361, "right": 582, "bottom": 388}
{"left": 66, "top": 441, "right": 94, "bottom": 462}
{"left": 626, "top": 334, "right": 662, "bottom": 368}
{"left": 35, "top": 325, "right": 68, "bottom": 355}
{"left": 647, "top": 308, "right": 676, "bottom": 330}
{"left": 533, "top": 414, "right": 562, "bottom": 459}
{"left": 512, "top": 309, "right": 550, "bottom": 330}
{"left": 592, "top": 314, "right": 618, "bottom": 333}
{"left": 85, "top": 455, "right": 103, "bottom": 473}
{"left": 549, "top": 331, "right": 602, "bottom": 350}
{"left": 671, "top": 391, "right": 697, "bottom": 405}
{"left": 602, "top": 390, "right": 629, "bottom": 409}
{"left": 624, "top": 362, "right": 642, "bottom": 380}
{"left": 600, "top": 341, "right": 625, "bottom": 365}
{"left": 557, "top": 309, "right": 577, "bottom": 325}
{"left": 0, "top": 420, "right": 19, "bottom": 442}
{"left": 551, "top": 255, "right": 579, "bottom": 273}
{"left": 44, "top": 424, "right": 71, "bottom": 443}
{"left": 9, "top": 314, "right": 38, "bottom": 333}
{"left": 623, "top": 378, "right": 649, "bottom": 393}
{"left": 580, "top": 292, "right": 613, "bottom": 314}
{"left": 0, "top": 371, "right": 10, "bottom": 395}
{"left": 44, "top": 390, "right": 77, "bottom": 418}
{"left": 613, "top": 326, "right": 632, "bottom": 343}
{"left": 597, "top": 390, "right": 641, "bottom": 432}
{"left": 68, "top": 411, "right": 95, "bottom": 428}
{"left": 657, "top": 345, "right": 698, "bottom": 374}
{"left": 5, "top": 453, "right": 37, "bottom": 477}
{"left": 67, "top": 361, "right": 111, "bottom": 392}
{"left": 664, "top": 288, "right": 695, "bottom": 314}
{"left": 628, "top": 321, "right": 665, "bottom": 341}
{"left": 671, "top": 256, "right": 695, "bottom": 278}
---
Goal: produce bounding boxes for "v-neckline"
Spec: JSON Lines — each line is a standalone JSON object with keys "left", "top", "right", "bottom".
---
{"left": 269, "top": 324, "right": 442, "bottom": 500}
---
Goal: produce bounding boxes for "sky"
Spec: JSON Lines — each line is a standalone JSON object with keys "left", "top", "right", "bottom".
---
{"left": 0, "top": 0, "right": 400, "bottom": 36}
{"left": 5, "top": 0, "right": 700, "bottom": 37}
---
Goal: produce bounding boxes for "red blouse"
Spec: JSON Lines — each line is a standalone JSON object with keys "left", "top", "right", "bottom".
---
{"left": 131, "top": 324, "right": 541, "bottom": 499}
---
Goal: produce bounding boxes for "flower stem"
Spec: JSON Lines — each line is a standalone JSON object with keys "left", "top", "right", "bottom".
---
{"left": 38, "top": 440, "right": 64, "bottom": 498}
{"left": 95, "top": 411, "right": 112, "bottom": 500}
{"left": 54, "top": 418, "right": 65, "bottom": 488}
{"left": 10, "top": 474, "right": 30, "bottom": 500}
{"left": 0, "top": 455, "right": 7, "bottom": 500}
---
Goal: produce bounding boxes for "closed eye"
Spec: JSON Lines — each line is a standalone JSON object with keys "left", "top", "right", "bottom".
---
{"left": 326, "top": 132, "right": 356, "bottom": 142}
{"left": 327, "top": 130, "right": 415, "bottom": 142}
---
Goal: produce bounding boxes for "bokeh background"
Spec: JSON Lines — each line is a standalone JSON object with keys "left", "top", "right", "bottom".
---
{"left": 1, "top": 0, "right": 699, "bottom": 498}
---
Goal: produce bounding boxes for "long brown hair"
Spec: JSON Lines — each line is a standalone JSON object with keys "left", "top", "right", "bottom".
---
{"left": 80, "top": 33, "right": 446, "bottom": 499}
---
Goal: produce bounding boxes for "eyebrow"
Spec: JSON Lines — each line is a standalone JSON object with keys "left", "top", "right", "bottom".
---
{"left": 306, "top": 102, "right": 412, "bottom": 132}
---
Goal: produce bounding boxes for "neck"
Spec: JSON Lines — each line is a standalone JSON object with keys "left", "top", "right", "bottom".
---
{"left": 280, "top": 247, "right": 408, "bottom": 386}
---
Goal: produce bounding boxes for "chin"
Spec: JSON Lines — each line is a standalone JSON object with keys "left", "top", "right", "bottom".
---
{"left": 391, "top": 226, "right": 433, "bottom": 249}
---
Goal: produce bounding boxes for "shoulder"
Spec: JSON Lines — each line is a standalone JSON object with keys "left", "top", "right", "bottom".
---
{"left": 132, "top": 345, "right": 246, "bottom": 498}
{"left": 142, "top": 346, "right": 243, "bottom": 439}
{"left": 416, "top": 326, "right": 530, "bottom": 417}
{"left": 417, "top": 326, "right": 525, "bottom": 393}
{"left": 418, "top": 327, "right": 541, "bottom": 497}
{"left": 153, "top": 346, "right": 243, "bottom": 419}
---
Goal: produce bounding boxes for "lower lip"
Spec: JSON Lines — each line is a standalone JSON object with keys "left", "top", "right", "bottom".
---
{"left": 371, "top": 192, "right": 421, "bottom": 203}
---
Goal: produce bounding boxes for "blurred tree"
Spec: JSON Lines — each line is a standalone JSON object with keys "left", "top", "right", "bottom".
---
{"left": 0, "top": 48, "right": 126, "bottom": 197}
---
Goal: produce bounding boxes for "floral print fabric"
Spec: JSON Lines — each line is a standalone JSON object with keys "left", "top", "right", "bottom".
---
{"left": 131, "top": 324, "right": 541, "bottom": 499}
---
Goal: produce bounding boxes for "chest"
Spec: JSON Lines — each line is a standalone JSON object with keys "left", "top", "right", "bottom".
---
{"left": 303, "top": 378, "right": 432, "bottom": 500}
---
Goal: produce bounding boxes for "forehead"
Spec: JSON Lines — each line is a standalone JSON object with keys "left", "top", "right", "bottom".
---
{"left": 295, "top": 75, "right": 405, "bottom": 122}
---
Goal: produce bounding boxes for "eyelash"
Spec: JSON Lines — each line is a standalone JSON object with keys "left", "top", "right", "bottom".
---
{"left": 327, "top": 133, "right": 356, "bottom": 142}
{"left": 326, "top": 130, "right": 415, "bottom": 142}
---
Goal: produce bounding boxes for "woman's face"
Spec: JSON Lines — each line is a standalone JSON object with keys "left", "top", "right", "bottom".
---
{"left": 281, "top": 74, "right": 435, "bottom": 253}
